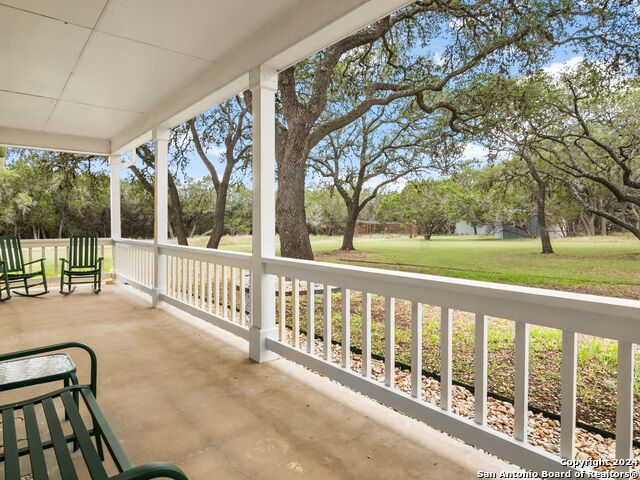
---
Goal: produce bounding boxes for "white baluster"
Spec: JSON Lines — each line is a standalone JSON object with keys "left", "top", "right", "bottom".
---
{"left": 240, "top": 268, "right": 247, "bottom": 326}
{"left": 440, "top": 307, "right": 453, "bottom": 411}
{"left": 231, "top": 267, "right": 237, "bottom": 322}
{"left": 342, "top": 288, "right": 351, "bottom": 369}
{"left": 307, "top": 281, "right": 315, "bottom": 354}
{"left": 384, "top": 297, "right": 395, "bottom": 388}
{"left": 411, "top": 302, "right": 423, "bottom": 399}
{"left": 323, "top": 284, "right": 332, "bottom": 361}
{"left": 560, "top": 330, "right": 577, "bottom": 459}
{"left": 361, "top": 292, "right": 372, "bottom": 378}
{"left": 222, "top": 265, "right": 228, "bottom": 319}
{"left": 215, "top": 264, "right": 220, "bottom": 315}
{"left": 514, "top": 322, "right": 530, "bottom": 442}
{"left": 474, "top": 313, "right": 488, "bottom": 425}
{"left": 293, "top": 278, "right": 300, "bottom": 348}
{"left": 279, "top": 276, "right": 286, "bottom": 341}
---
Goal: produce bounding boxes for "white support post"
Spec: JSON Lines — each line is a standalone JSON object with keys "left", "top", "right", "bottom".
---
{"left": 152, "top": 126, "right": 170, "bottom": 307}
{"left": 560, "top": 330, "right": 577, "bottom": 460}
{"left": 109, "top": 154, "right": 122, "bottom": 240}
{"left": 109, "top": 154, "right": 122, "bottom": 277}
{"left": 616, "top": 341, "right": 635, "bottom": 470}
{"left": 249, "top": 65, "right": 279, "bottom": 362}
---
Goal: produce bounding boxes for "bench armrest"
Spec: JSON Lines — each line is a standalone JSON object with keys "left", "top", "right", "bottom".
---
{"left": 0, "top": 342, "right": 97, "bottom": 396}
{"left": 110, "top": 462, "right": 188, "bottom": 480}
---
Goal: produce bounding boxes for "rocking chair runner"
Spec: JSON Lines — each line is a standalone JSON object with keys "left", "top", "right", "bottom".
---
{"left": 60, "top": 235, "right": 103, "bottom": 294}
{"left": 0, "top": 260, "right": 10, "bottom": 301}
{"left": 0, "top": 236, "right": 48, "bottom": 297}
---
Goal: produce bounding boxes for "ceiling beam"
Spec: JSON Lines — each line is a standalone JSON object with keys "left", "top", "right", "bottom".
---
{"left": 110, "top": 0, "right": 411, "bottom": 153}
{"left": 0, "top": 126, "right": 110, "bottom": 155}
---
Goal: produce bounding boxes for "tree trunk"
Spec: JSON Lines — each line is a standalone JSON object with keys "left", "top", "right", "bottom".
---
{"left": 600, "top": 217, "right": 607, "bottom": 236}
{"left": 580, "top": 211, "right": 596, "bottom": 236}
{"left": 207, "top": 186, "right": 229, "bottom": 249}
{"left": 521, "top": 154, "right": 553, "bottom": 254}
{"left": 167, "top": 174, "right": 188, "bottom": 246}
{"left": 341, "top": 208, "right": 359, "bottom": 250}
{"left": 473, "top": 224, "right": 478, "bottom": 235}
{"left": 536, "top": 192, "right": 554, "bottom": 254}
{"left": 276, "top": 147, "right": 314, "bottom": 260}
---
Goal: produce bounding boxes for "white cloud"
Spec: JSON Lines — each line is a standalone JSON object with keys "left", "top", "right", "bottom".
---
{"left": 205, "top": 144, "right": 225, "bottom": 157}
{"left": 363, "top": 177, "right": 407, "bottom": 192}
{"left": 460, "top": 143, "right": 488, "bottom": 161}
{"left": 433, "top": 51, "right": 444, "bottom": 66}
{"left": 542, "top": 55, "right": 584, "bottom": 77}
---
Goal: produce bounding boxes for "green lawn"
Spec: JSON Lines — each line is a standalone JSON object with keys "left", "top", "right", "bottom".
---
{"left": 200, "top": 233, "right": 640, "bottom": 298}
{"left": 33, "top": 234, "right": 635, "bottom": 297}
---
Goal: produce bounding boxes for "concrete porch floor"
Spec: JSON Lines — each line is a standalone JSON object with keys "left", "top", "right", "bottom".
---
{"left": 1, "top": 284, "right": 513, "bottom": 479}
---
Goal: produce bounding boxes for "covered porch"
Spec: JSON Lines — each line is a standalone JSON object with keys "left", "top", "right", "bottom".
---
{"left": 0, "top": 284, "right": 509, "bottom": 478}
{"left": 1, "top": 0, "right": 640, "bottom": 477}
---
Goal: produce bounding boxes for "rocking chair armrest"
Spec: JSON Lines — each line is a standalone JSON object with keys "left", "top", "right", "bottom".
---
{"left": 0, "top": 342, "right": 98, "bottom": 396}
{"left": 110, "top": 462, "right": 188, "bottom": 480}
{"left": 23, "top": 258, "right": 46, "bottom": 267}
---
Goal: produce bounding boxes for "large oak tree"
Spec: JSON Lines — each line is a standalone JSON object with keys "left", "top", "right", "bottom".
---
{"left": 274, "top": 0, "right": 640, "bottom": 259}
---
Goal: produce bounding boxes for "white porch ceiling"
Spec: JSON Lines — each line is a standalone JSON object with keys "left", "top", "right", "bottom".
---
{"left": 0, "top": 0, "right": 411, "bottom": 154}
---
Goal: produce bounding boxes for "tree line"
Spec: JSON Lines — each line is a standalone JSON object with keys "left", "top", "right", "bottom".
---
{"left": 0, "top": 152, "right": 623, "bottom": 250}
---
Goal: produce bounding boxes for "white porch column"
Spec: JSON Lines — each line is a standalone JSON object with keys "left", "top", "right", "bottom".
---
{"left": 249, "top": 66, "right": 278, "bottom": 362}
{"left": 152, "top": 127, "right": 170, "bottom": 307}
{"left": 109, "top": 154, "right": 122, "bottom": 278}
{"left": 109, "top": 154, "right": 122, "bottom": 239}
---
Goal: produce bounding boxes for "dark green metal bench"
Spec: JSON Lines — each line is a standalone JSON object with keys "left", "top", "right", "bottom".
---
{"left": 60, "top": 235, "right": 103, "bottom": 295}
{"left": 0, "top": 260, "right": 9, "bottom": 301}
{"left": 0, "top": 236, "right": 48, "bottom": 297}
{"left": 0, "top": 343, "right": 188, "bottom": 480}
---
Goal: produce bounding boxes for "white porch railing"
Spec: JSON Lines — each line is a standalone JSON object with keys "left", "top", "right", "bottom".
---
{"left": 112, "top": 238, "right": 155, "bottom": 291}
{"left": 109, "top": 239, "right": 639, "bottom": 474}
{"left": 158, "top": 244, "right": 252, "bottom": 340}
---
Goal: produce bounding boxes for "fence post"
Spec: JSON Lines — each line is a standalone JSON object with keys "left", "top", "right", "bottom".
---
{"left": 248, "top": 66, "right": 278, "bottom": 362}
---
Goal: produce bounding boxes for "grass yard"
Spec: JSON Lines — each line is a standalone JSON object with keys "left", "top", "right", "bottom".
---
{"left": 192, "top": 233, "right": 640, "bottom": 299}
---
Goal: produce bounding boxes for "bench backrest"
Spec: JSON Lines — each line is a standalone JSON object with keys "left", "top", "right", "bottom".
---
{"left": 69, "top": 235, "right": 99, "bottom": 268}
{"left": 0, "top": 236, "right": 24, "bottom": 272}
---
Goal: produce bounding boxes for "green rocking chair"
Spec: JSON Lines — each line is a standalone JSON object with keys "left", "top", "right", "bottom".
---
{"left": 60, "top": 234, "right": 103, "bottom": 294}
{"left": 0, "top": 236, "right": 49, "bottom": 297}
{"left": 0, "top": 259, "right": 10, "bottom": 301}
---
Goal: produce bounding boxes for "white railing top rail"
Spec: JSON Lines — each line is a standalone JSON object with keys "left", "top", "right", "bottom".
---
{"left": 21, "top": 238, "right": 113, "bottom": 247}
{"left": 158, "top": 243, "right": 252, "bottom": 269}
{"left": 264, "top": 256, "right": 640, "bottom": 343}
{"left": 113, "top": 238, "right": 155, "bottom": 248}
